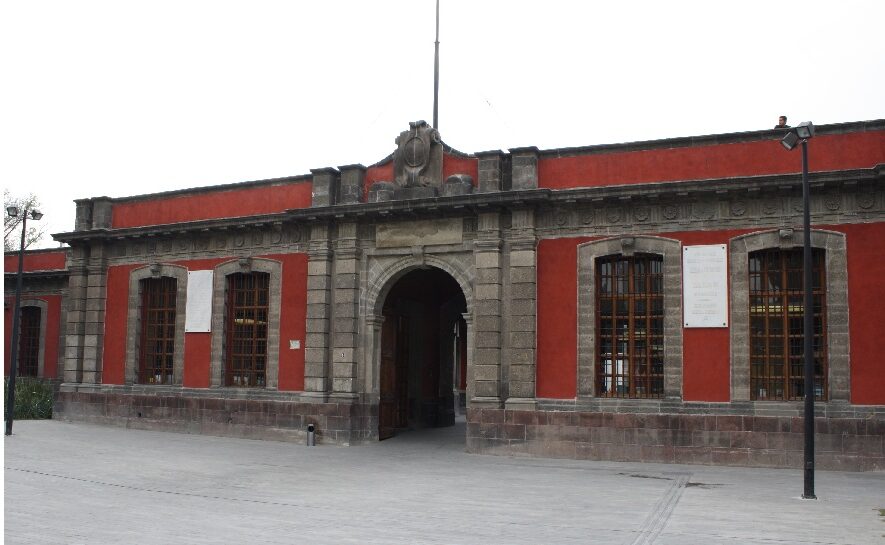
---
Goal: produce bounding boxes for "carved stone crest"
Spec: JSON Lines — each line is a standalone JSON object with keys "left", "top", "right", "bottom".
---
{"left": 824, "top": 194, "right": 841, "bottom": 211}
{"left": 857, "top": 192, "right": 875, "bottom": 210}
{"left": 692, "top": 202, "right": 714, "bottom": 220}
{"left": 730, "top": 200, "right": 747, "bottom": 217}
{"left": 393, "top": 120, "right": 442, "bottom": 189}
{"left": 762, "top": 200, "right": 779, "bottom": 216}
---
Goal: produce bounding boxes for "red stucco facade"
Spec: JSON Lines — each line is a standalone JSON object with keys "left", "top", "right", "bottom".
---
{"left": 7, "top": 119, "right": 883, "bottom": 470}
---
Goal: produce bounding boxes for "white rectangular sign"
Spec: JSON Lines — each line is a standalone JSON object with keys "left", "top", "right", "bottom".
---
{"left": 683, "top": 244, "right": 728, "bottom": 328}
{"left": 185, "top": 270, "right": 214, "bottom": 332}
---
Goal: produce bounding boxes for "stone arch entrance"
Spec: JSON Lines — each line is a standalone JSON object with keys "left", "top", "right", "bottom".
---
{"left": 373, "top": 266, "right": 468, "bottom": 440}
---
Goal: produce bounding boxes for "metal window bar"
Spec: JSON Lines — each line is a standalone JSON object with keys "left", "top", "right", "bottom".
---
{"left": 749, "top": 248, "right": 827, "bottom": 401}
{"left": 138, "top": 277, "right": 177, "bottom": 384}
{"left": 596, "top": 254, "right": 664, "bottom": 398}
{"left": 17, "top": 306, "right": 41, "bottom": 377}
{"left": 225, "top": 272, "right": 270, "bottom": 387}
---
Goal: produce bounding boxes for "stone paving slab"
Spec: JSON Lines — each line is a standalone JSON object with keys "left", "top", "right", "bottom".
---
{"left": 4, "top": 419, "right": 884, "bottom": 544}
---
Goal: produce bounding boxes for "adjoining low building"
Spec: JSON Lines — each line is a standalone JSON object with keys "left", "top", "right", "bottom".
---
{"left": 7, "top": 119, "right": 885, "bottom": 470}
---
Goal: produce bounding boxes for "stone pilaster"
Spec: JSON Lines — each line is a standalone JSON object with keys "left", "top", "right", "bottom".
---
{"left": 475, "top": 150, "right": 507, "bottom": 193}
{"left": 331, "top": 221, "right": 360, "bottom": 398}
{"left": 304, "top": 223, "right": 333, "bottom": 398}
{"left": 505, "top": 207, "right": 538, "bottom": 410}
{"left": 63, "top": 245, "right": 88, "bottom": 384}
{"left": 509, "top": 147, "right": 539, "bottom": 191}
{"left": 338, "top": 164, "right": 366, "bottom": 205}
{"left": 82, "top": 242, "right": 108, "bottom": 384}
{"left": 471, "top": 212, "right": 503, "bottom": 408}
{"left": 311, "top": 168, "right": 339, "bottom": 207}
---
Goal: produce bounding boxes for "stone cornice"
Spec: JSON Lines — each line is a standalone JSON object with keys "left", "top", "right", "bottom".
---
{"left": 52, "top": 166, "right": 881, "bottom": 244}
{"left": 3, "top": 270, "right": 69, "bottom": 281}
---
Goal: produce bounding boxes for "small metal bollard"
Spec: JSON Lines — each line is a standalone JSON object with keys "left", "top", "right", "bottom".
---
{"left": 306, "top": 423, "right": 316, "bottom": 447}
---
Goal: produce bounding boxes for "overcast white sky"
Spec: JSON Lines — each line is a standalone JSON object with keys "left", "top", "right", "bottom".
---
{"left": 2, "top": 0, "right": 883, "bottom": 248}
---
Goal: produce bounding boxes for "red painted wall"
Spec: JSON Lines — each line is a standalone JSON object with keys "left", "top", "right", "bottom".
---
{"left": 111, "top": 180, "right": 312, "bottom": 229}
{"left": 4, "top": 294, "right": 62, "bottom": 378}
{"left": 536, "top": 225, "right": 884, "bottom": 403}
{"left": 536, "top": 237, "right": 591, "bottom": 398}
{"left": 101, "top": 254, "right": 308, "bottom": 391}
{"left": 838, "top": 222, "right": 885, "bottom": 404}
{"left": 364, "top": 161, "right": 394, "bottom": 200}
{"left": 4, "top": 250, "right": 67, "bottom": 273}
{"left": 102, "top": 264, "right": 139, "bottom": 384}
{"left": 442, "top": 154, "right": 478, "bottom": 184}
{"left": 272, "top": 253, "right": 308, "bottom": 391}
{"left": 539, "top": 131, "right": 885, "bottom": 189}
{"left": 172, "top": 258, "right": 228, "bottom": 388}
{"left": 667, "top": 230, "right": 752, "bottom": 402}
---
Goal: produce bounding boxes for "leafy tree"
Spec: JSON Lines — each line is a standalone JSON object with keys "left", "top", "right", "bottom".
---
{"left": 4, "top": 189, "right": 45, "bottom": 252}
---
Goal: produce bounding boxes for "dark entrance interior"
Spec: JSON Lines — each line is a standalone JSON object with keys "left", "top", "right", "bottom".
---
{"left": 379, "top": 267, "right": 467, "bottom": 440}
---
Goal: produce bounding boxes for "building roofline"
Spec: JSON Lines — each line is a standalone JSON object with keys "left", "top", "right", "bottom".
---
{"left": 75, "top": 173, "right": 313, "bottom": 206}
{"left": 51, "top": 165, "right": 881, "bottom": 245}
{"left": 3, "top": 247, "right": 69, "bottom": 258}
{"left": 68, "top": 119, "right": 884, "bottom": 206}
{"left": 536, "top": 119, "right": 885, "bottom": 159}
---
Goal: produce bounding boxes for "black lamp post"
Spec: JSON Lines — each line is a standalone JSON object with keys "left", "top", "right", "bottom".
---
{"left": 780, "top": 121, "right": 816, "bottom": 500}
{"left": 5, "top": 206, "right": 43, "bottom": 436}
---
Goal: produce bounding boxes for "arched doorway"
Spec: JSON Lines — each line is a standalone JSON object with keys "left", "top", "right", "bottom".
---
{"left": 378, "top": 267, "right": 467, "bottom": 440}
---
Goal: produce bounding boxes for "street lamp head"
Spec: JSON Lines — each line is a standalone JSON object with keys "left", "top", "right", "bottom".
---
{"left": 795, "top": 121, "right": 815, "bottom": 139}
{"left": 781, "top": 131, "right": 800, "bottom": 151}
{"left": 30, "top": 210, "right": 43, "bottom": 220}
{"left": 7, "top": 206, "right": 20, "bottom": 217}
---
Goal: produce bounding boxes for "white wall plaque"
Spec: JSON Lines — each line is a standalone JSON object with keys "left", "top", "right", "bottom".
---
{"left": 683, "top": 244, "right": 728, "bottom": 328}
{"left": 185, "top": 270, "right": 213, "bottom": 332}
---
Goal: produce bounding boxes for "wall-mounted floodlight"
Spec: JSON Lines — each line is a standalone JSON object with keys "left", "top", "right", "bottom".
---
{"left": 781, "top": 131, "right": 800, "bottom": 150}
{"left": 795, "top": 121, "right": 815, "bottom": 139}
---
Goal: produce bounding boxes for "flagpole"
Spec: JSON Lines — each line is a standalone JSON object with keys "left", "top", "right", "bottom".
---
{"left": 433, "top": 0, "right": 440, "bottom": 130}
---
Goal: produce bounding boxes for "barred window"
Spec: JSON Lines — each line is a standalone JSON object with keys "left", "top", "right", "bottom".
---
{"left": 139, "top": 277, "right": 177, "bottom": 384}
{"left": 596, "top": 254, "right": 664, "bottom": 398}
{"left": 18, "top": 306, "right": 41, "bottom": 377}
{"left": 749, "top": 248, "right": 827, "bottom": 401}
{"left": 225, "top": 272, "right": 270, "bottom": 387}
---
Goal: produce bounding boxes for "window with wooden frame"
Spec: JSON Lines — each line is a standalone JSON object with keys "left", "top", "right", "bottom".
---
{"left": 596, "top": 254, "right": 664, "bottom": 398}
{"left": 17, "top": 306, "right": 41, "bottom": 377}
{"left": 225, "top": 272, "right": 270, "bottom": 387}
{"left": 749, "top": 248, "right": 827, "bottom": 401}
{"left": 139, "top": 277, "right": 177, "bottom": 384}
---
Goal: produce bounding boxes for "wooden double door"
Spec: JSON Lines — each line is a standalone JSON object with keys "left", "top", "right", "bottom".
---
{"left": 379, "top": 312, "right": 409, "bottom": 440}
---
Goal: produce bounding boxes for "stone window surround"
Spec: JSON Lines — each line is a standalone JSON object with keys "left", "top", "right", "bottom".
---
{"left": 16, "top": 298, "right": 49, "bottom": 378}
{"left": 577, "top": 235, "right": 683, "bottom": 399}
{"left": 729, "top": 229, "right": 849, "bottom": 402}
{"left": 210, "top": 258, "right": 282, "bottom": 389}
{"left": 125, "top": 264, "right": 188, "bottom": 385}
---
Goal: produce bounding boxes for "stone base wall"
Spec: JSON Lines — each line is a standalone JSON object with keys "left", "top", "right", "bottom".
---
{"left": 465, "top": 409, "right": 885, "bottom": 471}
{"left": 53, "top": 389, "right": 885, "bottom": 471}
{"left": 54, "top": 388, "right": 378, "bottom": 445}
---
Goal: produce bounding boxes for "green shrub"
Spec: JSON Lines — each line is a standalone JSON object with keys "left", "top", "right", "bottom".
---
{"left": 2, "top": 377, "right": 54, "bottom": 419}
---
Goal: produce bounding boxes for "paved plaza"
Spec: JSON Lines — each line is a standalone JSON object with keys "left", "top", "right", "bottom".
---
{"left": 4, "top": 419, "right": 884, "bottom": 544}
